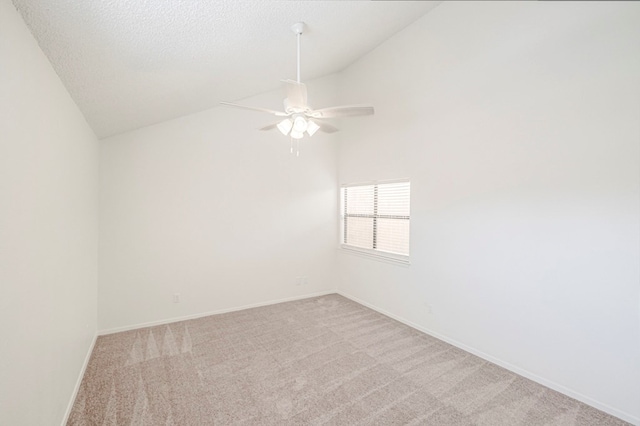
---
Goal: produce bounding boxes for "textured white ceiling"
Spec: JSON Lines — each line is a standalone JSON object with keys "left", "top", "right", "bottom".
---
{"left": 12, "top": 0, "right": 439, "bottom": 138}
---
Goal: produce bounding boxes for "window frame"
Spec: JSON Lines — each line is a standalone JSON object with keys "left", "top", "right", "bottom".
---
{"left": 340, "top": 179, "right": 411, "bottom": 265}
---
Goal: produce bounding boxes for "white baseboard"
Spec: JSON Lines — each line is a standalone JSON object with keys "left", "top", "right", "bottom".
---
{"left": 336, "top": 291, "right": 639, "bottom": 426}
{"left": 61, "top": 332, "right": 97, "bottom": 426}
{"left": 98, "top": 290, "right": 337, "bottom": 336}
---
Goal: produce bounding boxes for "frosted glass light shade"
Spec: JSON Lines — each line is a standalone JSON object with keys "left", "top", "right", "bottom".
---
{"left": 306, "top": 120, "right": 320, "bottom": 136}
{"left": 290, "top": 130, "right": 304, "bottom": 139}
{"left": 293, "top": 116, "right": 308, "bottom": 133}
{"left": 277, "top": 119, "right": 293, "bottom": 135}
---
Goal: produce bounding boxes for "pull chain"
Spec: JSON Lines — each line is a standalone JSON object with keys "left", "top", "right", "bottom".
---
{"left": 289, "top": 136, "right": 300, "bottom": 157}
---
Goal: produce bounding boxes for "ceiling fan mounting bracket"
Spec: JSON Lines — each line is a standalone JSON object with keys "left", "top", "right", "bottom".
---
{"left": 291, "top": 22, "right": 305, "bottom": 35}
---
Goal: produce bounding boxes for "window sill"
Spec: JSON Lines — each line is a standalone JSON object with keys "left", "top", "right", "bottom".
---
{"left": 339, "top": 245, "right": 410, "bottom": 266}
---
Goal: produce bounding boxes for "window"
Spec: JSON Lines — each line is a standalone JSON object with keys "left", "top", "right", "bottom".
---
{"left": 340, "top": 180, "right": 410, "bottom": 262}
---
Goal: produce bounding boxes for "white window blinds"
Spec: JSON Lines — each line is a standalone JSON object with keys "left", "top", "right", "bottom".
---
{"left": 340, "top": 181, "right": 410, "bottom": 257}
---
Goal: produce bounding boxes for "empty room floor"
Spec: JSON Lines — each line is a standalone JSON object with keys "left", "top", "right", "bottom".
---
{"left": 68, "top": 294, "right": 628, "bottom": 425}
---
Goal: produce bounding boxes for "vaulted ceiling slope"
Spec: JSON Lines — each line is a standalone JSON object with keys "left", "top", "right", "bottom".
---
{"left": 12, "top": 1, "right": 439, "bottom": 138}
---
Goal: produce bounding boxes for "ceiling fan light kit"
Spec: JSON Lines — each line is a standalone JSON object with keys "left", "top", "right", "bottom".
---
{"left": 220, "top": 22, "right": 374, "bottom": 152}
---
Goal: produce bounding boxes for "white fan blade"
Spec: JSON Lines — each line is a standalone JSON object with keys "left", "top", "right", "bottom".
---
{"left": 220, "top": 101, "right": 288, "bottom": 117}
{"left": 259, "top": 123, "right": 279, "bottom": 131}
{"left": 312, "top": 120, "right": 339, "bottom": 134}
{"left": 282, "top": 79, "right": 308, "bottom": 109}
{"left": 310, "top": 105, "right": 374, "bottom": 118}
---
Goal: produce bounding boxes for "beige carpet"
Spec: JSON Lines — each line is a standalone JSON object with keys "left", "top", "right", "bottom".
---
{"left": 68, "top": 294, "right": 629, "bottom": 425}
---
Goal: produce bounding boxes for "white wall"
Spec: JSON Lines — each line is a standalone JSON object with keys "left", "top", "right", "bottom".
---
{"left": 99, "top": 75, "right": 339, "bottom": 331}
{"left": 337, "top": 1, "right": 640, "bottom": 423}
{"left": 0, "top": 1, "right": 99, "bottom": 425}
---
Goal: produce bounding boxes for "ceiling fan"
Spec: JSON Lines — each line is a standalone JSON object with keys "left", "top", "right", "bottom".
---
{"left": 220, "top": 22, "right": 374, "bottom": 142}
